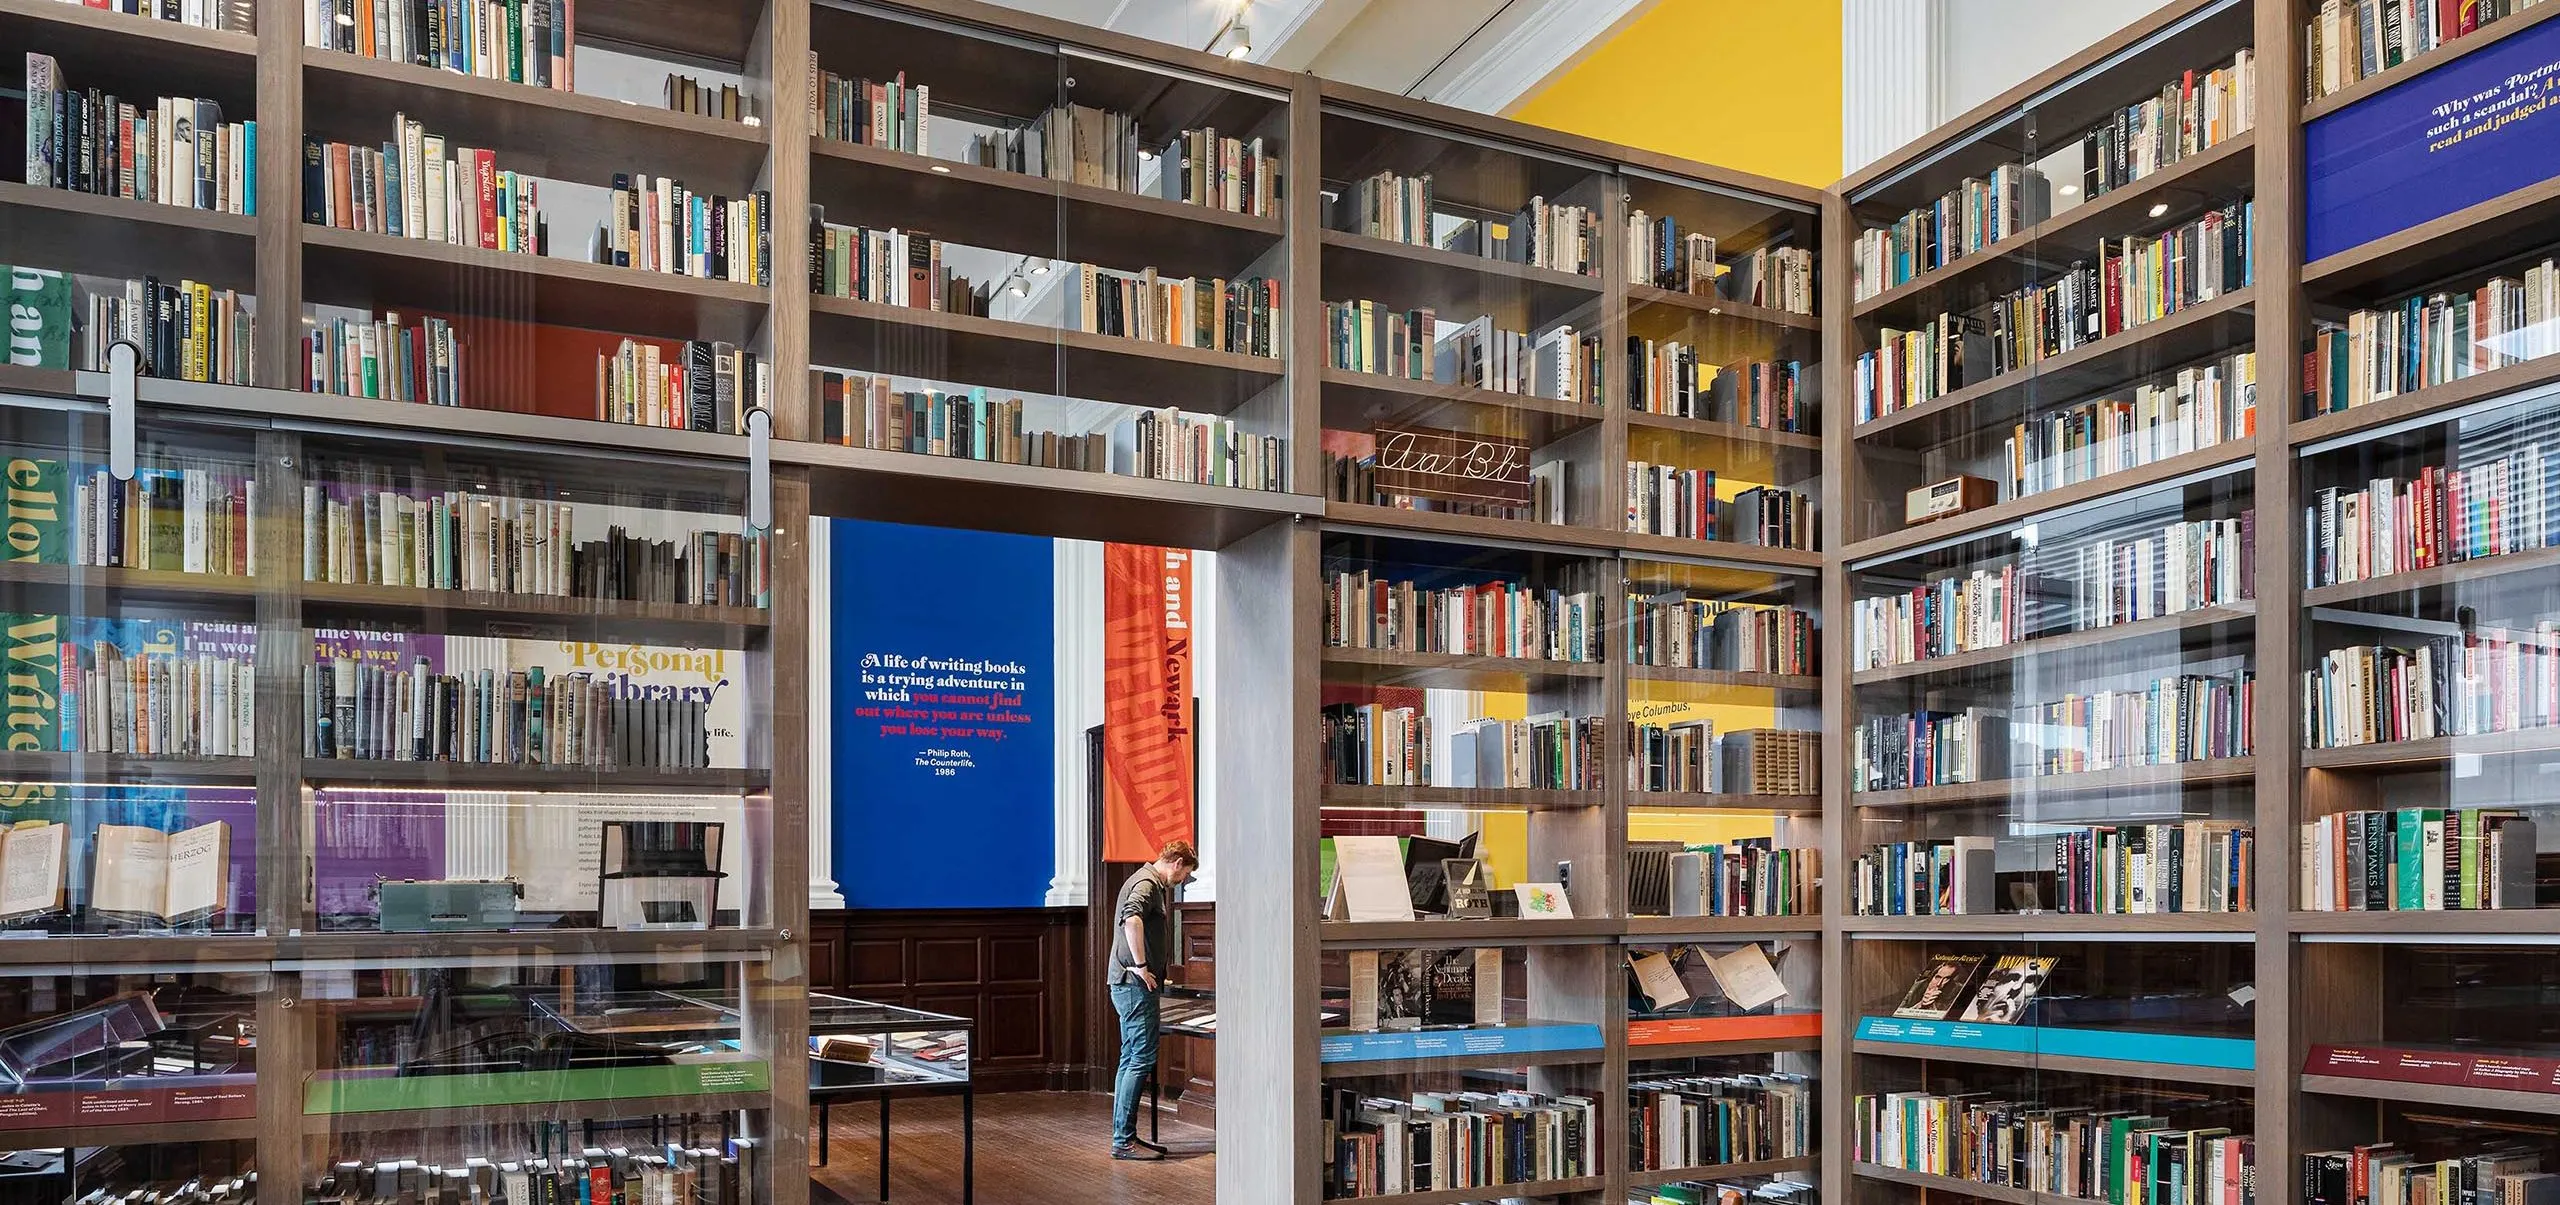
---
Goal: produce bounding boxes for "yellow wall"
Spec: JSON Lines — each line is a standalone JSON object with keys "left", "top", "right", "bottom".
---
{"left": 1507, "top": 0, "right": 1843, "bottom": 189}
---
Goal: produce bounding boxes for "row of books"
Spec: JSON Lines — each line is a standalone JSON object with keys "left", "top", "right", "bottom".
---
{"left": 1851, "top": 671, "right": 2258, "bottom": 790}
{"left": 1628, "top": 724, "right": 1817, "bottom": 796}
{"left": 1624, "top": 598, "right": 1816, "bottom": 675}
{"left": 51, "top": 635, "right": 257, "bottom": 759}
{"left": 1453, "top": 715, "right": 1606, "bottom": 791}
{"left": 1848, "top": 512, "right": 2254, "bottom": 671}
{"left": 1321, "top": 708, "right": 1608, "bottom": 791}
{"left": 1332, "top": 170, "right": 1433, "bottom": 247}
{"left": 2299, "top": 1145, "right": 2557, "bottom": 1205}
{"left": 810, "top": 224, "right": 988, "bottom": 314}
{"left": 1630, "top": 1073, "right": 1812, "bottom": 1173}
{"left": 1625, "top": 463, "right": 1721, "bottom": 541}
{"left": 2304, "top": 0, "right": 2547, "bottom": 100}
{"left": 594, "top": 338, "right": 770, "bottom": 434}
{"left": 2077, "top": 51, "right": 2257, "bottom": 198}
{"left": 68, "top": 466, "right": 256, "bottom": 575}
{"left": 2300, "top": 260, "right": 2560, "bottom": 417}
{"left": 1322, "top": 570, "right": 1603, "bottom": 662}
{"left": 1627, "top": 841, "right": 1818, "bottom": 917}
{"left": 812, "top": 370, "right": 1284, "bottom": 490}
{"left": 2003, "top": 351, "right": 2258, "bottom": 502}
{"left": 2304, "top": 447, "right": 2560, "bottom": 589}
{"left": 1321, "top": 1087, "right": 1597, "bottom": 1199}
{"left": 664, "top": 74, "right": 753, "bottom": 124}
{"left": 1726, "top": 486, "right": 1814, "bottom": 551}
{"left": 78, "top": 274, "right": 257, "bottom": 387}
{"left": 302, "top": 129, "right": 551, "bottom": 254}
{"left": 23, "top": 59, "right": 254, "bottom": 215}
{"left": 1854, "top": 1091, "right": 2256, "bottom": 1205}
{"left": 810, "top": 69, "right": 927, "bottom": 152}
{"left": 300, "top": 0, "right": 575, "bottom": 89}
{"left": 1322, "top": 302, "right": 1596, "bottom": 402}
{"left": 592, "top": 176, "right": 770, "bottom": 285}
{"left": 302, "top": 312, "right": 460, "bottom": 405}
{"left": 300, "top": 486, "right": 766, "bottom": 606}
{"left": 303, "top": 656, "right": 714, "bottom": 769}
{"left": 309, "top": 1142, "right": 760, "bottom": 1205}
{"left": 1502, "top": 198, "right": 1596, "bottom": 276}
{"left": 1854, "top": 823, "right": 2257, "bottom": 916}
{"left": 1628, "top": 343, "right": 1811, "bottom": 434}
{"left": 93, "top": 0, "right": 252, "bottom": 32}
{"left": 1851, "top": 164, "right": 2051, "bottom": 302}
{"left": 1319, "top": 703, "right": 1428, "bottom": 787}
{"left": 1048, "top": 264, "right": 1284, "bottom": 357}
{"left": 1855, "top": 201, "right": 2255, "bottom": 424}
{"left": 2303, "top": 631, "right": 2560, "bottom": 749}
{"left": 2299, "top": 808, "right": 2537, "bottom": 911}
{"left": 1624, "top": 214, "right": 1720, "bottom": 297}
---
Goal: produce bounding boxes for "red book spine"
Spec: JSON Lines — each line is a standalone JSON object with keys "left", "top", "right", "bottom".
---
{"left": 476, "top": 150, "right": 498, "bottom": 251}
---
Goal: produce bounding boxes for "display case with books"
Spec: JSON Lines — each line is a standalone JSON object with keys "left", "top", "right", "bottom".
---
{"left": 1623, "top": 937, "right": 1821, "bottom": 1192}
{"left": 801, "top": 1, "right": 1293, "bottom": 506}
{"left": 2292, "top": 375, "right": 2560, "bottom": 916}
{"left": 1619, "top": 170, "right": 1822, "bottom": 562}
{"left": 290, "top": 951, "right": 776, "bottom": 1205}
{"left": 1837, "top": 0, "right": 2259, "bottom": 554}
{"left": 1312, "top": 102, "right": 1609, "bottom": 539}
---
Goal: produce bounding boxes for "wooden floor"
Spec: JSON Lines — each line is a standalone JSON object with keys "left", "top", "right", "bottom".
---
{"left": 808, "top": 1091, "right": 1216, "bottom": 1205}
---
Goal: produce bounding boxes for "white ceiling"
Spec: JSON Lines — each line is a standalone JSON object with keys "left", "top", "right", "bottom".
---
{"left": 979, "top": 0, "right": 1635, "bottom": 109}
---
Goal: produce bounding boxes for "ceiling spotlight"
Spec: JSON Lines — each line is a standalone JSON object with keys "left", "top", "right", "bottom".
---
{"left": 2148, "top": 202, "right": 2169, "bottom": 218}
{"left": 1030, "top": 259, "right": 1052, "bottom": 276}
{"left": 1216, "top": 1, "right": 1251, "bottom": 58}
{"left": 1007, "top": 269, "right": 1030, "bottom": 297}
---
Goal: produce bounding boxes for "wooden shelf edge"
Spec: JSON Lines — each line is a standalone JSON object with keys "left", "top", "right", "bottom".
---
{"left": 808, "top": 293, "right": 1283, "bottom": 376}
{"left": 300, "top": 224, "right": 773, "bottom": 304}
{"left": 1627, "top": 1156, "right": 1818, "bottom": 1190}
{"left": 1624, "top": 408, "right": 1821, "bottom": 449}
{"left": 2303, "top": 543, "right": 2560, "bottom": 608}
{"left": 0, "top": 180, "right": 258, "bottom": 237}
{"left": 1625, "top": 792, "right": 1823, "bottom": 813}
{"left": 1321, "top": 501, "right": 1618, "bottom": 549}
{"left": 1849, "top": 602, "right": 2258, "bottom": 686}
{"left": 1852, "top": 1162, "right": 2045, "bottom": 1205}
{"left": 808, "top": 136, "right": 1284, "bottom": 236}
{"left": 0, "top": 0, "right": 257, "bottom": 56}
{"left": 2301, "top": 1074, "right": 2560, "bottom": 1116}
{"left": 1627, "top": 284, "right": 1821, "bottom": 331}
{"left": 303, "top": 46, "right": 773, "bottom": 148}
{"left": 1320, "top": 365, "right": 1602, "bottom": 420}
{"left": 2290, "top": 354, "right": 2560, "bottom": 449}
{"left": 1851, "top": 757, "right": 2258, "bottom": 808}
{"left": 2302, "top": 726, "right": 2560, "bottom": 771}
{"left": 1318, "top": 229, "right": 1604, "bottom": 294}
{"left": 1626, "top": 666, "right": 1820, "bottom": 691}
{"left": 299, "top": 581, "right": 772, "bottom": 628}
{"left": 1842, "top": 913, "right": 2258, "bottom": 935}
{"left": 1319, "top": 1175, "right": 1609, "bottom": 1205}
{"left": 1318, "top": 785, "right": 1603, "bottom": 810}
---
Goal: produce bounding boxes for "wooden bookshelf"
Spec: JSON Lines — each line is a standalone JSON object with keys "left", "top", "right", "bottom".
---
{"left": 1851, "top": 288, "right": 2259, "bottom": 449}
{"left": 1621, "top": 915, "right": 1821, "bottom": 937}
{"left": 2299, "top": 3, "right": 2560, "bottom": 121}
{"left": 0, "top": 750, "right": 256, "bottom": 784}
{"left": 1317, "top": 918, "right": 1625, "bottom": 947}
{"left": 0, "top": 182, "right": 258, "bottom": 288}
{"left": 2299, "top": 1075, "right": 2560, "bottom": 1117}
{"left": 808, "top": 136, "right": 1284, "bottom": 276}
{"left": 1850, "top": 131, "right": 2259, "bottom": 324}
{"left": 2288, "top": 353, "right": 2560, "bottom": 450}
{"left": 1852, "top": 1164, "right": 2048, "bottom": 1205}
{"left": 1615, "top": 530, "right": 1823, "bottom": 569}
{"left": 1626, "top": 283, "right": 1822, "bottom": 331}
{"left": 299, "top": 580, "right": 772, "bottom": 640}
{"left": 1847, "top": 602, "right": 2258, "bottom": 687}
{"left": 1316, "top": 229, "right": 1603, "bottom": 323}
{"left": 786, "top": 438, "right": 1319, "bottom": 548}
{"left": 299, "top": 761, "right": 771, "bottom": 792}
{"left": 1320, "top": 502, "right": 1616, "bottom": 551}
{"left": 1625, "top": 666, "right": 1819, "bottom": 692}
{"left": 1626, "top": 1156, "right": 1819, "bottom": 1192}
{"left": 0, "top": 561, "right": 262, "bottom": 604}
{"left": 302, "top": 48, "right": 774, "bottom": 191}
{"left": 299, "top": 224, "right": 771, "bottom": 345}
{"left": 1839, "top": 913, "right": 2259, "bottom": 935}
{"left": 1628, "top": 1036, "right": 1822, "bottom": 1061}
{"left": 1841, "top": 440, "right": 2257, "bottom": 561}
{"left": 1850, "top": 758, "right": 2259, "bottom": 809}
{"left": 2299, "top": 727, "right": 2560, "bottom": 772}
{"left": 1317, "top": 785, "right": 1603, "bottom": 812}
{"left": 1852, "top": 1037, "right": 2256, "bottom": 1085}
{"left": 1317, "top": 647, "right": 1609, "bottom": 692}
{"left": 806, "top": 293, "right": 1284, "bottom": 414}
{"left": 1328, "top": 1177, "right": 1609, "bottom": 1205}
{"left": 1318, "top": 365, "right": 1603, "bottom": 445}
{"left": 1624, "top": 791, "right": 1823, "bottom": 813}
{"left": 2301, "top": 543, "right": 2560, "bottom": 610}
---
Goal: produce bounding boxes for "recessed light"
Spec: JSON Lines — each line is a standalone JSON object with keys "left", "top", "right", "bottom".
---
{"left": 2148, "top": 202, "right": 2169, "bottom": 218}
{"left": 929, "top": 164, "right": 952, "bottom": 174}
{"left": 2057, "top": 183, "right": 2080, "bottom": 196}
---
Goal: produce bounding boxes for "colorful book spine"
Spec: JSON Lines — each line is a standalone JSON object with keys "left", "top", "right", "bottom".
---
{"left": 302, "top": 0, "right": 575, "bottom": 90}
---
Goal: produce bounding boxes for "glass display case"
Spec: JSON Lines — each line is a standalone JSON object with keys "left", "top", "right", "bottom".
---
{"left": 1314, "top": 106, "right": 1607, "bottom": 537}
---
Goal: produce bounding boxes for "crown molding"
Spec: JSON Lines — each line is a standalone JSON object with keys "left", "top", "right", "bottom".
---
{"left": 1420, "top": 0, "right": 1651, "bottom": 114}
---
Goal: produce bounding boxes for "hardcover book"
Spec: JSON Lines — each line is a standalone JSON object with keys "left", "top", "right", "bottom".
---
{"left": 1957, "top": 955, "right": 2058, "bottom": 1024}
{"left": 1894, "top": 953, "right": 1986, "bottom": 1020}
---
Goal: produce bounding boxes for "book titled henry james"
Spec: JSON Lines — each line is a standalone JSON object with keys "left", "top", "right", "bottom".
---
{"left": 1893, "top": 954, "right": 1984, "bottom": 1021}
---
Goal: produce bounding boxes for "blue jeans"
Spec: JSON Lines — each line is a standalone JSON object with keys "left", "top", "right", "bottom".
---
{"left": 1109, "top": 977, "right": 1159, "bottom": 1146}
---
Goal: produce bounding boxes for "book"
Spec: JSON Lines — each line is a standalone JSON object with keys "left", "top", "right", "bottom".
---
{"left": 1956, "top": 955, "right": 2058, "bottom": 1023}
{"left": 663, "top": 73, "right": 753, "bottom": 123}
{"left": 1630, "top": 1069, "right": 1813, "bottom": 1173}
{"left": 0, "top": 822, "right": 68, "bottom": 922}
{"left": 594, "top": 339, "right": 767, "bottom": 432}
{"left": 1893, "top": 953, "right": 1985, "bottom": 1019}
{"left": 20, "top": 59, "right": 254, "bottom": 215}
{"left": 1852, "top": 162, "right": 2052, "bottom": 301}
{"left": 1323, "top": 566, "right": 1604, "bottom": 662}
{"left": 1625, "top": 597, "right": 1817, "bottom": 674}
{"left": 90, "top": 820, "right": 229, "bottom": 925}
{"left": 302, "top": 0, "right": 576, "bottom": 88}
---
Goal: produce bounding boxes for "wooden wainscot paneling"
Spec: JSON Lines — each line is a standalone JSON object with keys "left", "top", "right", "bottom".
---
{"left": 1161, "top": 902, "right": 1218, "bottom": 1114}
{"left": 813, "top": 908, "right": 1090, "bottom": 1093}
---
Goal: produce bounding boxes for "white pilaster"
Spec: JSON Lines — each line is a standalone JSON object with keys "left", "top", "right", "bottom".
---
{"left": 1842, "top": 0, "right": 1944, "bottom": 177}
{"left": 1047, "top": 539, "right": 1103, "bottom": 906}
{"left": 807, "top": 521, "right": 846, "bottom": 911}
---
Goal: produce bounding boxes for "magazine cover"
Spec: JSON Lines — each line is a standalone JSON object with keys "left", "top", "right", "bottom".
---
{"left": 1957, "top": 955, "right": 2059, "bottom": 1024}
{"left": 1893, "top": 953, "right": 1985, "bottom": 1020}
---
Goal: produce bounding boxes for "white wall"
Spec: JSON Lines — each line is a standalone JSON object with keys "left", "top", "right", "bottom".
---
{"left": 1843, "top": 0, "right": 2180, "bottom": 178}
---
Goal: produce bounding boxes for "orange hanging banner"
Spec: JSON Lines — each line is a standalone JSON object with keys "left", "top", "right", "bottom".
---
{"left": 1101, "top": 544, "right": 1196, "bottom": 863}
